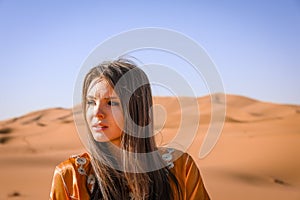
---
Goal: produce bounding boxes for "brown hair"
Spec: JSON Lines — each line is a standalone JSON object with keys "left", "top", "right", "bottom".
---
{"left": 82, "top": 58, "right": 181, "bottom": 200}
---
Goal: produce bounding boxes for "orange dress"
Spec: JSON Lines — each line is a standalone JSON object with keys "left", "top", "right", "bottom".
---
{"left": 50, "top": 149, "right": 210, "bottom": 200}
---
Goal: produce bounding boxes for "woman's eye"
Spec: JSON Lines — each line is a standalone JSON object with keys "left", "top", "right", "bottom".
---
{"left": 87, "top": 100, "right": 96, "bottom": 105}
{"left": 108, "top": 101, "right": 119, "bottom": 106}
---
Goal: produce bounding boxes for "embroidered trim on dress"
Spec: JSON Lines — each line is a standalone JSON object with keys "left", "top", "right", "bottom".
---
{"left": 161, "top": 148, "right": 175, "bottom": 169}
{"left": 73, "top": 155, "right": 96, "bottom": 193}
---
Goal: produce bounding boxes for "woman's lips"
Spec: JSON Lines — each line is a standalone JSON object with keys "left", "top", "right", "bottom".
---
{"left": 92, "top": 124, "right": 108, "bottom": 132}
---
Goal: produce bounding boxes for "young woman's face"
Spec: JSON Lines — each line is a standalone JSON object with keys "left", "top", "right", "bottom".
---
{"left": 85, "top": 79, "right": 124, "bottom": 147}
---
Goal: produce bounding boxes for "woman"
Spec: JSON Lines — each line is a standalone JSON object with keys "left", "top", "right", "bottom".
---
{"left": 50, "top": 58, "right": 210, "bottom": 200}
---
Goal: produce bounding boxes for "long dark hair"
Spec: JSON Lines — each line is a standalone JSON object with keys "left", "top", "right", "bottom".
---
{"left": 82, "top": 58, "right": 181, "bottom": 200}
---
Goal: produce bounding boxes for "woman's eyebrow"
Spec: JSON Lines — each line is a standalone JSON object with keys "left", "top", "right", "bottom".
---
{"left": 87, "top": 96, "right": 119, "bottom": 100}
{"left": 86, "top": 95, "right": 96, "bottom": 99}
{"left": 104, "top": 96, "right": 119, "bottom": 100}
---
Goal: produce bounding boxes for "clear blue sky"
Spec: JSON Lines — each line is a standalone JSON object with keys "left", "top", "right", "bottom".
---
{"left": 1, "top": 0, "right": 300, "bottom": 120}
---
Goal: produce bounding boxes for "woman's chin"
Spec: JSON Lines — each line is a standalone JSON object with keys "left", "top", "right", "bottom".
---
{"left": 92, "top": 132, "right": 122, "bottom": 147}
{"left": 92, "top": 132, "right": 108, "bottom": 142}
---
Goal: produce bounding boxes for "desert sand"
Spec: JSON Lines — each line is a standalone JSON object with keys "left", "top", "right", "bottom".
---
{"left": 0, "top": 94, "right": 299, "bottom": 200}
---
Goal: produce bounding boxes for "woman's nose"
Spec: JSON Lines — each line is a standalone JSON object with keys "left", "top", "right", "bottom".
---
{"left": 94, "top": 103, "right": 105, "bottom": 119}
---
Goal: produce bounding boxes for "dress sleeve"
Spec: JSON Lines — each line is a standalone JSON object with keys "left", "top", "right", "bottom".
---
{"left": 184, "top": 153, "right": 210, "bottom": 200}
{"left": 49, "top": 167, "right": 70, "bottom": 200}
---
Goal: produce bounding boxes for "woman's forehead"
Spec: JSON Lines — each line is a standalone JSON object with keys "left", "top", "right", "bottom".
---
{"left": 87, "top": 79, "right": 115, "bottom": 97}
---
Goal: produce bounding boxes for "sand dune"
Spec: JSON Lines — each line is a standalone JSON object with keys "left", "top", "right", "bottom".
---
{"left": 0, "top": 94, "right": 299, "bottom": 199}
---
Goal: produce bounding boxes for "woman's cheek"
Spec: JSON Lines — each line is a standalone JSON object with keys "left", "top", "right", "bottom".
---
{"left": 86, "top": 108, "right": 93, "bottom": 122}
{"left": 116, "top": 111, "right": 124, "bottom": 128}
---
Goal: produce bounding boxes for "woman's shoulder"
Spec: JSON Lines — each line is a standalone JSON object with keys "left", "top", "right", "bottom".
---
{"left": 51, "top": 153, "right": 96, "bottom": 198}
{"left": 54, "top": 152, "right": 96, "bottom": 193}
